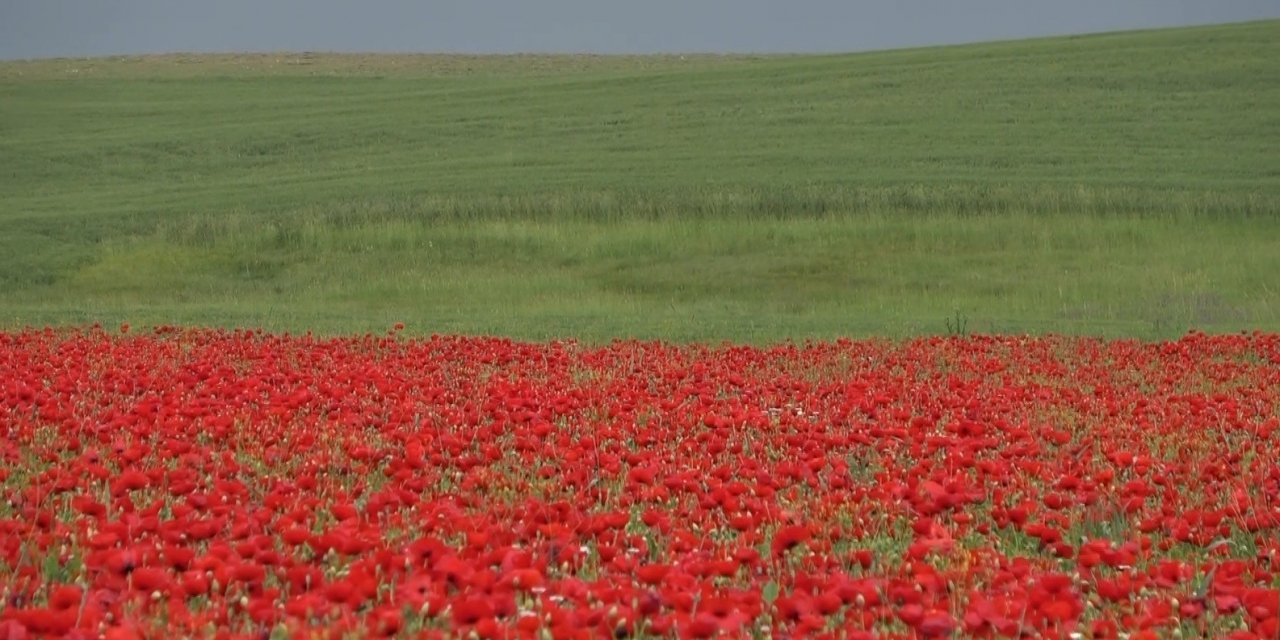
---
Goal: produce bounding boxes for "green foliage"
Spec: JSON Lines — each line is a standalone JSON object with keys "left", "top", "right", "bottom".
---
{"left": 0, "top": 21, "right": 1277, "bottom": 342}
{"left": 945, "top": 310, "right": 969, "bottom": 337}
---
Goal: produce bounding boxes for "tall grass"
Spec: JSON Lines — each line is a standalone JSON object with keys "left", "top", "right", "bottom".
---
{"left": 4, "top": 209, "right": 1274, "bottom": 342}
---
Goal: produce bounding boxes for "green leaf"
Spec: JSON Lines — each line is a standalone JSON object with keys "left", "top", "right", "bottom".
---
{"left": 762, "top": 581, "right": 780, "bottom": 605}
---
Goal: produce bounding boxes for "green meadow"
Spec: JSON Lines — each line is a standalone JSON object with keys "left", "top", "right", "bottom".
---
{"left": 2, "top": 21, "right": 1277, "bottom": 342}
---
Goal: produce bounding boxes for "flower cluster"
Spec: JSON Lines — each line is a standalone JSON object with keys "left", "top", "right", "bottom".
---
{"left": 1, "top": 327, "right": 1278, "bottom": 638}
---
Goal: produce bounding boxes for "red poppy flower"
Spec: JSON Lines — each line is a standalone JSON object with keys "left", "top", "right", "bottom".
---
{"left": 395, "top": 574, "right": 440, "bottom": 610}
{"left": 502, "top": 568, "right": 544, "bottom": 593}
{"left": 1243, "top": 588, "right": 1279, "bottom": 623}
{"left": 366, "top": 606, "right": 403, "bottom": 637}
{"left": 0, "top": 620, "right": 28, "bottom": 640}
{"left": 635, "top": 564, "right": 670, "bottom": 586}
{"left": 772, "top": 524, "right": 811, "bottom": 558}
{"left": 104, "top": 550, "right": 138, "bottom": 578}
{"left": 103, "top": 624, "right": 143, "bottom": 640}
{"left": 179, "top": 570, "right": 209, "bottom": 598}
{"left": 9, "top": 608, "right": 75, "bottom": 636}
{"left": 917, "top": 610, "right": 956, "bottom": 637}
{"left": 48, "top": 585, "right": 83, "bottom": 611}
{"left": 129, "top": 567, "right": 171, "bottom": 594}
{"left": 450, "top": 596, "right": 496, "bottom": 626}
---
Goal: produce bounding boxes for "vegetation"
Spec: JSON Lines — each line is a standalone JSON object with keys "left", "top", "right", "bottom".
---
{"left": 1, "top": 20, "right": 1277, "bottom": 342}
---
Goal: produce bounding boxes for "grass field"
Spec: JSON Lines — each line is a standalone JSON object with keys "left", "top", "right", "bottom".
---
{"left": 2, "top": 20, "right": 1278, "bottom": 342}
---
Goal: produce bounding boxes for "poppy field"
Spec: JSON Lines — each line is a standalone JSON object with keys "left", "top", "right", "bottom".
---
{"left": 2, "top": 327, "right": 1279, "bottom": 639}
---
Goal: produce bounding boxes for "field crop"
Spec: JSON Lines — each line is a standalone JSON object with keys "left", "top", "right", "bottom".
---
{"left": 2, "top": 327, "right": 1278, "bottom": 638}
{"left": 3, "top": 20, "right": 1279, "bottom": 339}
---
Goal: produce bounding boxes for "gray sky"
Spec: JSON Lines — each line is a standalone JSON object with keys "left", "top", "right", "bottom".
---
{"left": 2, "top": 0, "right": 1277, "bottom": 60}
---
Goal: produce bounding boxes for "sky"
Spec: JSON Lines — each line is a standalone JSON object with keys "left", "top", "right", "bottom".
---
{"left": 1, "top": 0, "right": 1278, "bottom": 60}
